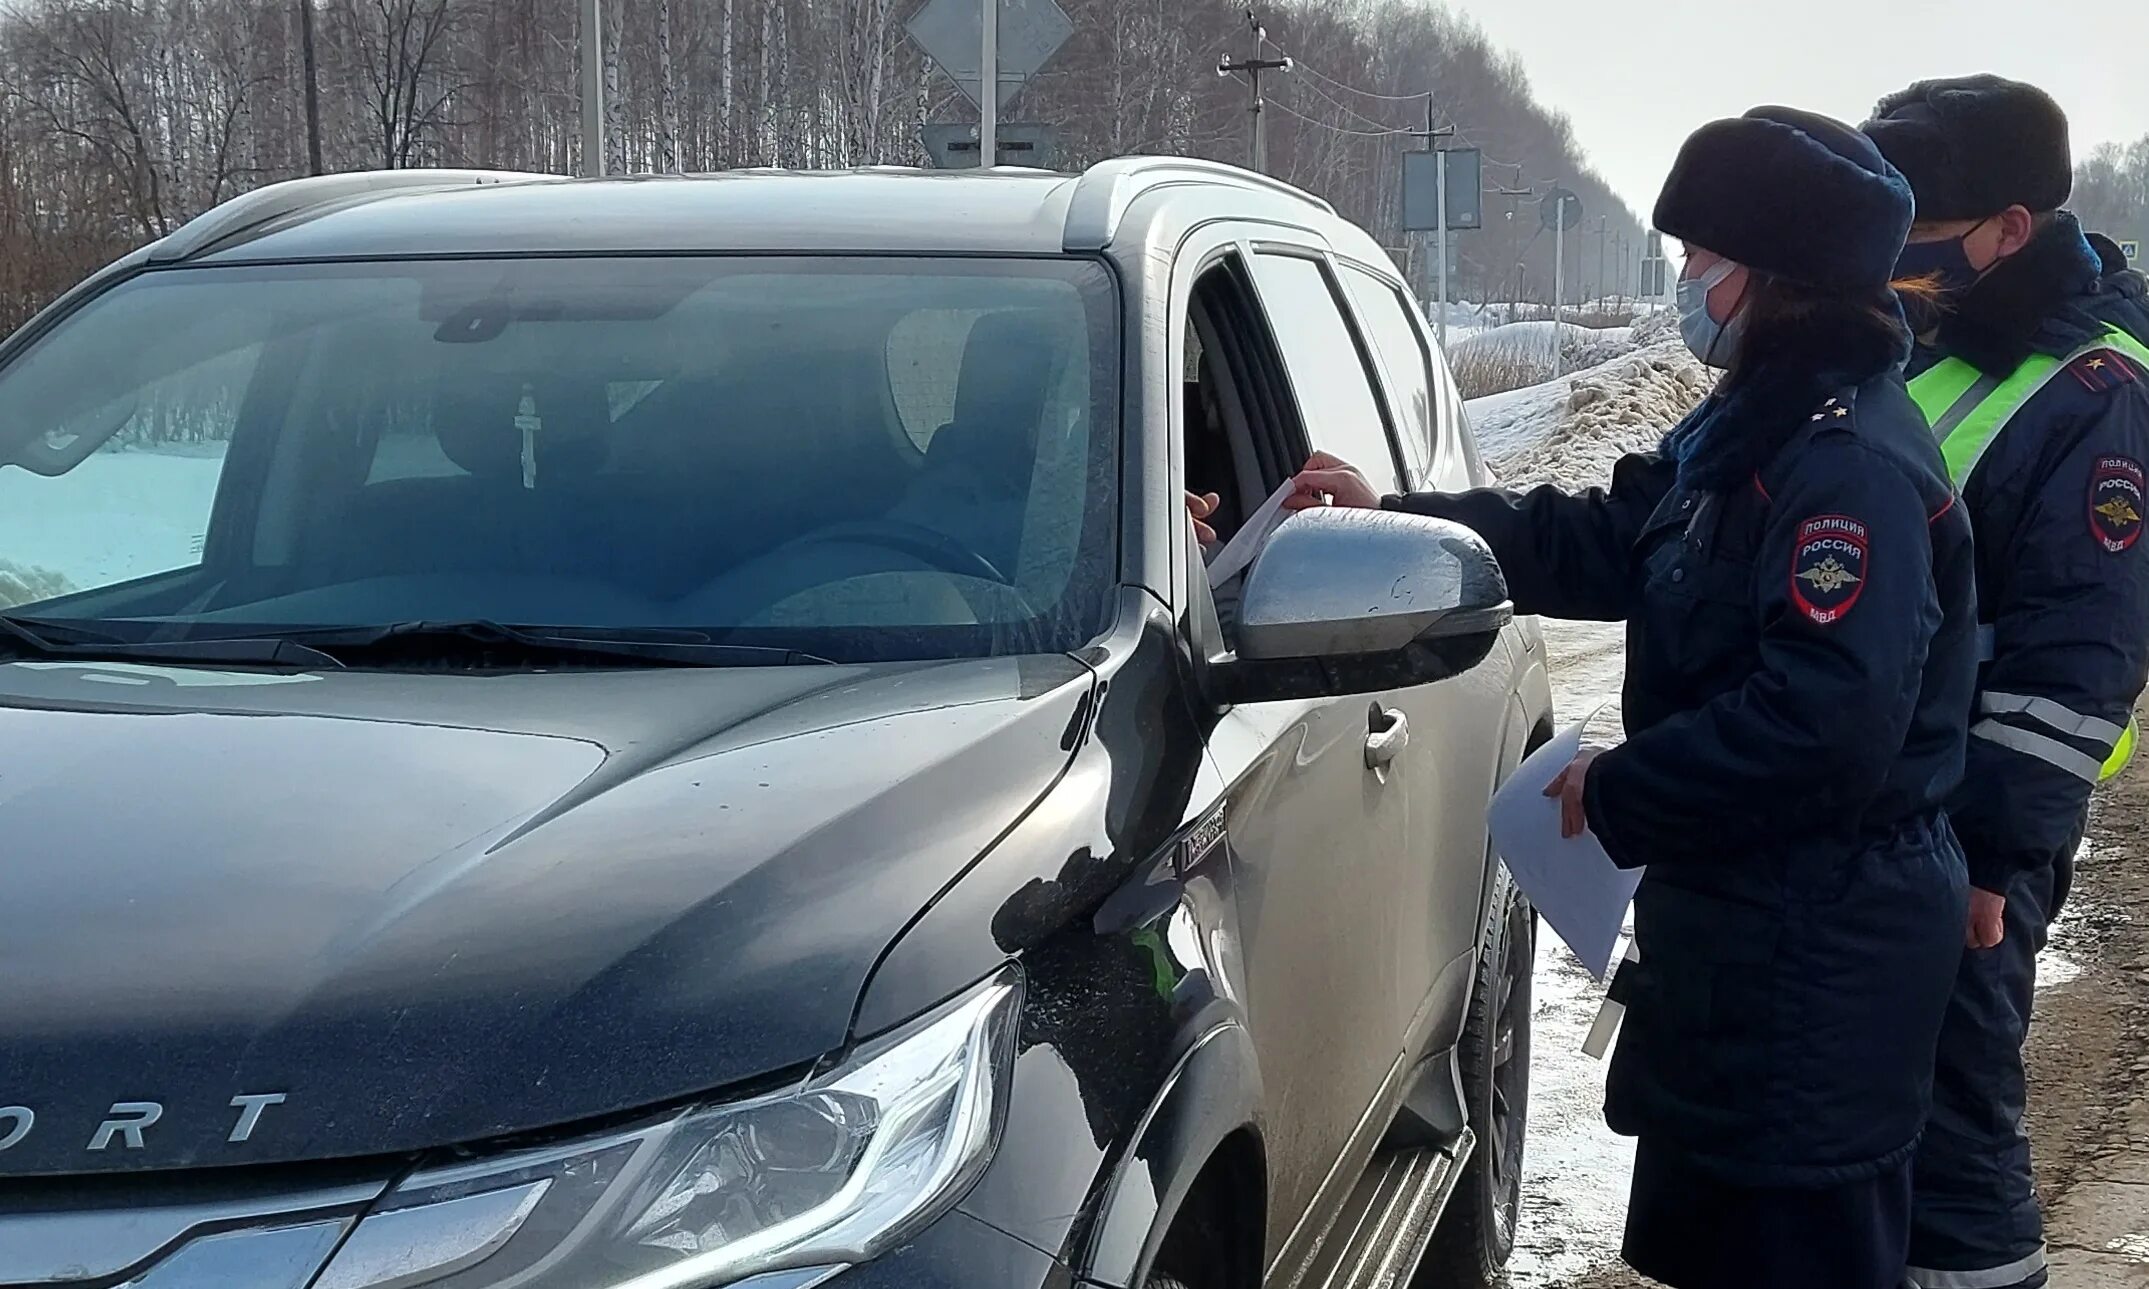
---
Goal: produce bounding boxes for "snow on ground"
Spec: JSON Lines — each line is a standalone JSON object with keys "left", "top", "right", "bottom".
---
{"left": 1448, "top": 319, "right": 1640, "bottom": 383}
{"left": 1469, "top": 339, "right": 1713, "bottom": 488}
{"left": 0, "top": 447, "right": 226, "bottom": 606}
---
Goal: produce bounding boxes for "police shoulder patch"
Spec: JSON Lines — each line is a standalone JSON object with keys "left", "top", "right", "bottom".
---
{"left": 1790, "top": 515, "right": 1869, "bottom": 624}
{"left": 2090, "top": 455, "right": 2146, "bottom": 553}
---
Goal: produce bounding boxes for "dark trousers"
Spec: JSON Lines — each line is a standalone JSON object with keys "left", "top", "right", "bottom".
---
{"left": 1906, "top": 860, "right": 2067, "bottom": 1289}
{"left": 1622, "top": 1138, "right": 1913, "bottom": 1289}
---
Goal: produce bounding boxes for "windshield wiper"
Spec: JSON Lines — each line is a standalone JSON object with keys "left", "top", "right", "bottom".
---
{"left": 245, "top": 620, "right": 838, "bottom": 669}
{"left": 0, "top": 614, "right": 345, "bottom": 668}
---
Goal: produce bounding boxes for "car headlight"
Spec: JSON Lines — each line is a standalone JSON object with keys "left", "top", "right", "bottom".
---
{"left": 314, "top": 970, "right": 1020, "bottom": 1289}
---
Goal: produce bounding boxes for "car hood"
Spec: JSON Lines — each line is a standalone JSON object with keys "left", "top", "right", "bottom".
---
{"left": 0, "top": 654, "right": 1091, "bottom": 1176}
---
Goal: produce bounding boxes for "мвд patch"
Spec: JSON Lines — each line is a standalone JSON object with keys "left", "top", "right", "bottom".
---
{"left": 1791, "top": 514, "right": 1868, "bottom": 625}
{"left": 2090, "top": 456, "right": 2145, "bottom": 554}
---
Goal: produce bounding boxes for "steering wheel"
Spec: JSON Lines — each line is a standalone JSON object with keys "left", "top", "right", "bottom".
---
{"left": 785, "top": 518, "right": 1013, "bottom": 586}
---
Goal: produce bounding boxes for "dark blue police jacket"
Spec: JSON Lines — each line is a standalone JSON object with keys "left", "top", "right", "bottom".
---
{"left": 1908, "top": 217, "right": 2149, "bottom": 894}
{"left": 1391, "top": 309, "right": 1978, "bottom": 1186}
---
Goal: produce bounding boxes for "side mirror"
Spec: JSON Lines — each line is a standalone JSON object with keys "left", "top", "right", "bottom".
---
{"left": 1215, "top": 506, "right": 1512, "bottom": 705}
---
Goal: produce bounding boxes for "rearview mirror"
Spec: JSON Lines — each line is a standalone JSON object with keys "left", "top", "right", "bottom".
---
{"left": 1215, "top": 506, "right": 1512, "bottom": 705}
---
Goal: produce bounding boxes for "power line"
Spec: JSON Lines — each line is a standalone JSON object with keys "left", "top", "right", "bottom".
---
{"left": 1265, "top": 99, "right": 1416, "bottom": 139}
{"left": 1290, "top": 58, "right": 1431, "bottom": 105}
{"left": 1274, "top": 50, "right": 1532, "bottom": 173}
{"left": 1289, "top": 76, "right": 1413, "bottom": 135}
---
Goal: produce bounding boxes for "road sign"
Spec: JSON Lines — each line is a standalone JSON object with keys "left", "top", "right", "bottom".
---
{"left": 2123, "top": 240, "right": 2141, "bottom": 266}
{"left": 1540, "top": 187, "right": 1582, "bottom": 232}
{"left": 1402, "top": 148, "right": 1481, "bottom": 231}
{"left": 907, "top": 0, "right": 1074, "bottom": 111}
{"left": 922, "top": 122, "right": 1061, "bottom": 169}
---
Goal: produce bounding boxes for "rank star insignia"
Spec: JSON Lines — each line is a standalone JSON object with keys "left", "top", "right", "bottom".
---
{"left": 1790, "top": 515, "right": 1870, "bottom": 624}
{"left": 2090, "top": 456, "right": 2146, "bottom": 553}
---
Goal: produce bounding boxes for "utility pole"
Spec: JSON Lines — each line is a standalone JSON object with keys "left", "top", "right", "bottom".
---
{"left": 298, "top": 0, "right": 323, "bottom": 175}
{"left": 1551, "top": 188, "right": 1573, "bottom": 376}
{"left": 580, "top": 0, "right": 605, "bottom": 176}
{"left": 1218, "top": 9, "right": 1290, "bottom": 174}
{"left": 1408, "top": 101, "right": 1456, "bottom": 347}
{"left": 979, "top": 0, "right": 998, "bottom": 169}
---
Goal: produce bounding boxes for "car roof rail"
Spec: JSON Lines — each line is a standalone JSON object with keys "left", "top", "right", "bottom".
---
{"left": 1063, "top": 156, "right": 1336, "bottom": 251}
{"left": 147, "top": 168, "right": 559, "bottom": 264}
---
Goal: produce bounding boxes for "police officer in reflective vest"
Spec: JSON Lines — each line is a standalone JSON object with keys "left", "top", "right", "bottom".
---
{"left": 1294, "top": 107, "right": 1979, "bottom": 1289}
{"left": 1863, "top": 75, "right": 2149, "bottom": 1289}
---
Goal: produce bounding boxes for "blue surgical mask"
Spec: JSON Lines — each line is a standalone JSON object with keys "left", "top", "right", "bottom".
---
{"left": 1677, "top": 258, "right": 1746, "bottom": 368}
{"left": 1894, "top": 220, "right": 1992, "bottom": 296}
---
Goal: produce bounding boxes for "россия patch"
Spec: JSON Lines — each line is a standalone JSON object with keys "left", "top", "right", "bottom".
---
{"left": 2089, "top": 456, "right": 2144, "bottom": 554}
{"left": 1790, "top": 514, "right": 1868, "bottom": 625}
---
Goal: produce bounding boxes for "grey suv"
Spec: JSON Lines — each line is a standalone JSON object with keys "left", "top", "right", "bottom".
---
{"left": 0, "top": 158, "right": 1553, "bottom": 1289}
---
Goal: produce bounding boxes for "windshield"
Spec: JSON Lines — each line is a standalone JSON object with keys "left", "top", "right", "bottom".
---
{"left": 0, "top": 255, "right": 1119, "bottom": 665}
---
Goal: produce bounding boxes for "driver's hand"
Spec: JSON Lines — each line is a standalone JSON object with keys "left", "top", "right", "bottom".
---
{"left": 1286, "top": 451, "right": 1382, "bottom": 511}
{"left": 1187, "top": 491, "right": 1221, "bottom": 547}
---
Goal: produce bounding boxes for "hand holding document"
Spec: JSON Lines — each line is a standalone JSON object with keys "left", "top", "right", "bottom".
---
{"left": 1487, "top": 703, "right": 1641, "bottom": 982}
{"left": 1204, "top": 479, "right": 1302, "bottom": 586}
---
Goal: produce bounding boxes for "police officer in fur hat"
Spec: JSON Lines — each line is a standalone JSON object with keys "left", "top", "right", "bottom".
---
{"left": 1863, "top": 74, "right": 2149, "bottom": 1289}
{"left": 1288, "top": 107, "right": 1978, "bottom": 1289}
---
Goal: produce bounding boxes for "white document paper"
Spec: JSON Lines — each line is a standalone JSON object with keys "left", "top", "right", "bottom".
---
{"left": 1487, "top": 704, "right": 1642, "bottom": 981}
{"left": 1204, "top": 480, "right": 1300, "bottom": 586}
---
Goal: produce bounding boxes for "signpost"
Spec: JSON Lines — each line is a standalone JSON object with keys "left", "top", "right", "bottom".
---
{"left": 907, "top": 0, "right": 1075, "bottom": 154}
{"left": 1640, "top": 229, "right": 1668, "bottom": 302}
{"left": 1402, "top": 148, "right": 1481, "bottom": 347}
{"left": 921, "top": 122, "right": 1061, "bottom": 169}
{"left": 1541, "top": 187, "right": 1582, "bottom": 375}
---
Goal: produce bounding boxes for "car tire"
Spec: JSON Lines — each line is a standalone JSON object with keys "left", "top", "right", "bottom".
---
{"left": 1417, "top": 866, "right": 1533, "bottom": 1288}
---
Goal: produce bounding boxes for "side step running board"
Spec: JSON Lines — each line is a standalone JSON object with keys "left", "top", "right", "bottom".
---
{"left": 1295, "top": 1130, "right": 1475, "bottom": 1289}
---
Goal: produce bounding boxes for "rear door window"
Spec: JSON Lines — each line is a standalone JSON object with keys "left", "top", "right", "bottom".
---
{"left": 1249, "top": 252, "right": 1402, "bottom": 492}
{"left": 1339, "top": 267, "right": 1436, "bottom": 487}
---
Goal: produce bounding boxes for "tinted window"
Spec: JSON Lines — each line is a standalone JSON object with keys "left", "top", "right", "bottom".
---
{"left": 0, "top": 257, "right": 1119, "bottom": 664}
{"left": 1340, "top": 267, "right": 1435, "bottom": 486}
{"left": 1251, "top": 253, "right": 1401, "bottom": 490}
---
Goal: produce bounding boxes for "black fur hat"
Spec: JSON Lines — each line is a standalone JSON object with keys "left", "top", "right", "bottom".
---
{"left": 1863, "top": 74, "right": 2071, "bottom": 221}
{"left": 1654, "top": 106, "right": 1913, "bottom": 293}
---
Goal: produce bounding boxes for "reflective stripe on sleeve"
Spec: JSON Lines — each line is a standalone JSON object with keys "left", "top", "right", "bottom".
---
{"left": 1971, "top": 720, "right": 2108, "bottom": 782}
{"left": 1979, "top": 691, "right": 2129, "bottom": 749}
{"left": 1905, "top": 1244, "right": 2048, "bottom": 1289}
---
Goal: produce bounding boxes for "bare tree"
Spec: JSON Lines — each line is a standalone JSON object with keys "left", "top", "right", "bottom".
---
{"left": 340, "top": 0, "right": 462, "bottom": 167}
{"left": 0, "top": 0, "right": 1661, "bottom": 328}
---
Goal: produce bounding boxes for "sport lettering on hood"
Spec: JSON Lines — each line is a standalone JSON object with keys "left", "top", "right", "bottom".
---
{"left": 1790, "top": 514, "right": 1869, "bottom": 625}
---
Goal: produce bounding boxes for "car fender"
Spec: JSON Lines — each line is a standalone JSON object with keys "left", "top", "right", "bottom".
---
{"left": 1078, "top": 1013, "right": 1264, "bottom": 1288}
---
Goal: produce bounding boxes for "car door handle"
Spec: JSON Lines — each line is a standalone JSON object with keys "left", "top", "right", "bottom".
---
{"left": 1365, "top": 706, "right": 1410, "bottom": 770}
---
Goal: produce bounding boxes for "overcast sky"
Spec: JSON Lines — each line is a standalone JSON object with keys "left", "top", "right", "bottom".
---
{"left": 1439, "top": 0, "right": 2149, "bottom": 226}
